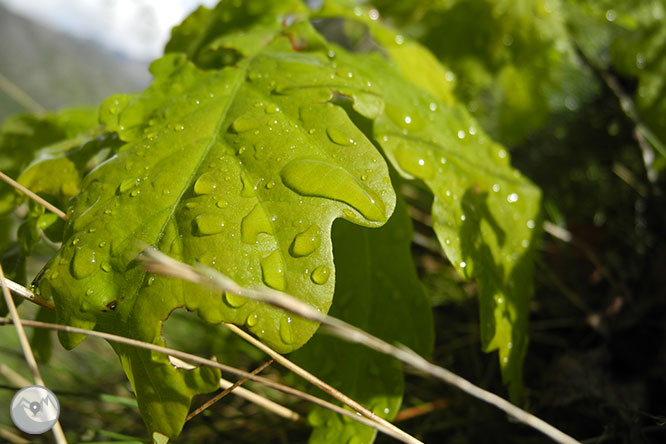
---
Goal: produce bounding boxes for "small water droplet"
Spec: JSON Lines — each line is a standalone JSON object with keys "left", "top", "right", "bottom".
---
{"left": 265, "top": 104, "right": 280, "bottom": 114}
{"left": 101, "top": 262, "right": 112, "bottom": 272}
{"left": 231, "top": 113, "right": 259, "bottom": 133}
{"left": 326, "top": 127, "right": 354, "bottom": 146}
{"left": 241, "top": 204, "right": 274, "bottom": 243}
{"left": 193, "top": 214, "right": 226, "bottom": 236}
{"left": 246, "top": 313, "right": 259, "bottom": 327}
{"left": 71, "top": 246, "right": 98, "bottom": 279}
{"left": 193, "top": 172, "right": 217, "bottom": 195}
{"left": 527, "top": 219, "right": 535, "bottom": 229}
{"left": 311, "top": 265, "right": 330, "bottom": 285}
{"left": 394, "top": 34, "right": 405, "bottom": 45}
{"left": 290, "top": 225, "right": 321, "bottom": 257}
{"left": 118, "top": 178, "right": 137, "bottom": 193}
{"left": 261, "top": 250, "right": 286, "bottom": 290}
{"left": 279, "top": 316, "right": 293, "bottom": 344}
{"left": 457, "top": 130, "right": 466, "bottom": 139}
{"left": 224, "top": 291, "right": 247, "bottom": 308}
{"left": 395, "top": 144, "right": 435, "bottom": 180}
{"left": 492, "top": 184, "right": 501, "bottom": 192}
{"left": 507, "top": 193, "right": 519, "bottom": 203}
{"left": 459, "top": 261, "right": 467, "bottom": 268}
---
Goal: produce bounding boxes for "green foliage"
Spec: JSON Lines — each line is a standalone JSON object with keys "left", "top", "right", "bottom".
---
{"left": 293, "top": 195, "right": 433, "bottom": 443}
{"left": 0, "top": 0, "right": 549, "bottom": 441}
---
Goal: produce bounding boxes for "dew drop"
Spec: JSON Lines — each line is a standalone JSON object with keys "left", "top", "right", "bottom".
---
{"left": 385, "top": 104, "right": 424, "bottom": 130}
{"left": 527, "top": 219, "right": 535, "bottom": 229}
{"left": 241, "top": 204, "right": 274, "bottom": 243}
{"left": 231, "top": 113, "right": 259, "bottom": 133}
{"left": 193, "top": 172, "right": 217, "bottom": 195}
{"left": 279, "top": 316, "right": 293, "bottom": 344}
{"left": 101, "top": 262, "right": 112, "bottom": 272}
{"left": 260, "top": 250, "right": 286, "bottom": 290}
{"left": 290, "top": 225, "right": 321, "bottom": 257}
{"left": 457, "top": 130, "right": 466, "bottom": 139}
{"left": 281, "top": 159, "right": 386, "bottom": 222}
{"left": 507, "top": 193, "right": 519, "bottom": 203}
{"left": 311, "top": 265, "right": 330, "bottom": 285}
{"left": 395, "top": 144, "right": 435, "bottom": 180}
{"left": 326, "top": 127, "right": 354, "bottom": 146}
{"left": 118, "top": 178, "right": 137, "bottom": 193}
{"left": 459, "top": 261, "right": 467, "bottom": 268}
{"left": 71, "top": 246, "right": 98, "bottom": 279}
{"left": 224, "top": 291, "right": 247, "bottom": 308}
{"left": 246, "top": 313, "right": 259, "bottom": 327}
{"left": 193, "top": 214, "right": 226, "bottom": 236}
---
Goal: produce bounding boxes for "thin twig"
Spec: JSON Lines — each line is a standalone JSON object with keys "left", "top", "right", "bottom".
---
{"left": 0, "top": 265, "right": 67, "bottom": 444}
{"left": 0, "top": 171, "right": 67, "bottom": 220}
{"left": 3, "top": 277, "right": 55, "bottom": 311}
{"left": 224, "top": 323, "right": 423, "bottom": 444}
{"left": 142, "top": 248, "right": 581, "bottom": 444}
{"left": 218, "top": 376, "right": 304, "bottom": 422}
{"left": 394, "top": 399, "right": 451, "bottom": 422}
{"left": 0, "top": 317, "right": 410, "bottom": 443}
{"left": 0, "top": 72, "right": 46, "bottom": 114}
{"left": 186, "top": 359, "right": 274, "bottom": 421}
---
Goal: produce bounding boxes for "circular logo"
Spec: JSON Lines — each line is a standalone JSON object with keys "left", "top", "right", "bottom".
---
{"left": 10, "top": 385, "right": 60, "bottom": 434}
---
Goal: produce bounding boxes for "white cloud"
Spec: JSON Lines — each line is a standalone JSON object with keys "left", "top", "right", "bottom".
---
{"left": 0, "top": 0, "right": 218, "bottom": 60}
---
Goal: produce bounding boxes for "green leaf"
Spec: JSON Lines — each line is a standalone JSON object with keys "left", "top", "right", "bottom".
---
{"left": 330, "top": 40, "right": 542, "bottom": 400}
{"left": 372, "top": 0, "right": 595, "bottom": 144}
{"left": 38, "top": 16, "right": 396, "bottom": 437}
{"left": 293, "top": 194, "right": 433, "bottom": 444}
{"left": 0, "top": 107, "right": 99, "bottom": 214}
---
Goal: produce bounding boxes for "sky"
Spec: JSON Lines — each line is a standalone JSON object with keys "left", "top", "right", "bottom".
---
{"left": 0, "top": 0, "right": 218, "bottom": 61}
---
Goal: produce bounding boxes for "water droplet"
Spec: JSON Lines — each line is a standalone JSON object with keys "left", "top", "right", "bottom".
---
{"left": 326, "top": 127, "right": 354, "bottom": 146}
{"left": 385, "top": 104, "right": 424, "bottom": 130}
{"left": 457, "top": 130, "right": 466, "bottom": 139}
{"left": 261, "top": 250, "right": 286, "bottom": 290}
{"left": 231, "top": 113, "right": 259, "bottom": 133}
{"left": 71, "top": 246, "right": 98, "bottom": 279}
{"left": 492, "top": 184, "right": 501, "bottom": 192}
{"left": 193, "top": 214, "right": 226, "bottom": 236}
{"left": 527, "top": 219, "right": 535, "bottom": 229}
{"left": 394, "top": 144, "right": 435, "bottom": 180}
{"left": 265, "top": 180, "right": 276, "bottom": 189}
{"left": 281, "top": 159, "right": 386, "bottom": 222}
{"left": 86, "top": 288, "right": 94, "bottom": 296}
{"left": 279, "top": 316, "right": 293, "bottom": 344}
{"left": 241, "top": 204, "right": 274, "bottom": 243}
{"left": 246, "top": 313, "right": 259, "bottom": 327}
{"left": 240, "top": 172, "right": 257, "bottom": 197}
{"left": 129, "top": 189, "right": 140, "bottom": 197}
{"left": 118, "top": 178, "right": 137, "bottom": 193}
{"left": 605, "top": 9, "right": 616, "bottom": 21}
{"left": 394, "top": 34, "right": 405, "bottom": 45}
{"left": 193, "top": 172, "right": 217, "bottom": 195}
{"left": 311, "top": 265, "right": 330, "bottom": 285}
{"left": 224, "top": 291, "right": 247, "bottom": 308}
{"left": 266, "top": 104, "right": 280, "bottom": 114}
{"left": 49, "top": 271, "right": 59, "bottom": 280}
{"left": 459, "top": 261, "right": 467, "bottom": 268}
{"left": 290, "top": 225, "right": 321, "bottom": 257}
{"left": 101, "top": 262, "right": 112, "bottom": 272}
{"left": 507, "top": 193, "right": 519, "bottom": 203}
{"left": 429, "top": 102, "right": 437, "bottom": 111}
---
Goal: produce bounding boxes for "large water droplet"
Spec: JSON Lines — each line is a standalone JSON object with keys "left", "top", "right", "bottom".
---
{"left": 193, "top": 172, "right": 217, "bottom": 195}
{"left": 224, "top": 291, "right": 247, "bottom": 308}
{"left": 281, "top": 159, "right": 386, "bottom": 222}
{"left": 290, "top": 225, "right": 321, "bottom": 257}
{"left": 231, "top": 113, "right": 259, "bottom": 133}
{"left": 310, "top": 265, "right": 330, "bottom": 285}
{"left": 71, "top": 246, "right": 98, "bottom": 279}
{"left": 279, "top": 316, "right": 293, "bottom": 344}
{"left": 261, "top": 250, "right": 286, "bottom": 290}
{"left": 394, "top": 144, "right": 435, "bottom": 180}
{"left": 193, "top": 214, "right": 225, "bottom": 236}
{"left": 241, "top": 204, "right": 274, "bottom": 243}
{"left": 326, "top": 127, "right": 354, "bottom": 146}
